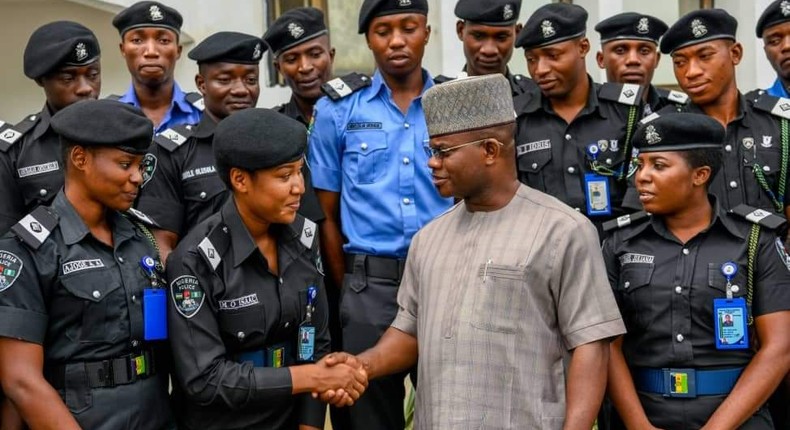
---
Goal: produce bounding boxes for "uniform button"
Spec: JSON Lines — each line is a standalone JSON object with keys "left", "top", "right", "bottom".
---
{"left": 118, "top": 256, "right": 125, "bottom": 263}
{"left": 404, "top": 122, "right": 410, "bottom": 129}
{"left": 567, "top": 167, "right": 576, "bottom": 174}
{"left": 29, "top": 115, "right": 37, "bottom": 121}
{"left": 623, "top": 281, "right": 631, "bottom": 289}
{"left": 724, "top": 144, "right": 732, "bottom": 152}
{"left": 284, "top": 322, "right": 290, "bottom": 328}
{"left": 361, "top": 143, "right": 368, "bottom": 150}
{"left": 131, "top": 295, "right": 138, "bottom": 303}
{"left": 279, "top": 278, "right": 284, "bottom": 284}
{"left": 675, "top": 286, "right": 682, "bottom": 294}
{"left": 92, "top": 290, "right": 101, "bottom": 299}
{"left": 574, "top": 207, "right": 581, "bottom": 212}
{"left": 676, "top": 334, "right": 684, "bottom": 342}
{"left": 39, "top": 189, "right": 47, "bottom": 197}
{"left": 403, "top": 157, "right": 410, "bottom": 165}
{"left": 531, "top": 163, "right": 538, "bottom": 170}
{"left": 731, "top": 285, "right": 740, "bottom": 293}
{"left": 565, "top": 134, "right": 572, "bottom": 141}
{"left": 682, "top": 248, "right": 690, "bottom": 255}
{"left": 237, "top": 331, "right": 245, "bottom": 340}
{"left": 605, "top": 158, "right": 613, "bottom": 165}
{"left": 131, "top": 340, "right": 139, "bottom": 347}
{"left": 199, "top": 191, "right": 207, "bottom": 199}
{"left": 763, "top": 165, "right": 771, "bottom": 172}
{"left": 729, "top": 181, "right": 738, "bottom": 189}
{"left": 403, "top": 197, "right": 411, "bottom": 205}
{"left": 222, "top": 226, "right": 229, "bottom": 233}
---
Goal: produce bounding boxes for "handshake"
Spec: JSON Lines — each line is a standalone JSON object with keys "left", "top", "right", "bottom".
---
{"left": 309, "top": 352, "right": 370, "bottom": 407}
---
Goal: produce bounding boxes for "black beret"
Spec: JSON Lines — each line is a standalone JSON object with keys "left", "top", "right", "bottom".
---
{"left": 632, "top": 112, "right": 724, "bottom": 153}
{"left": 515, "top": 3, "right": 587, "bottom": 49}
{"left": 264, "top": 7, "right": 328, "bottom": 57}
{"left": 213, "top": 109, "right": 307, "bottom": 172}
{"left": 23, "top": 21, "right": 100, "bottom": 79}
{"left": 188, "top": 32, "right": 265, "bottom": 64}
{"left": 455, "top": 0, "right": 521, "bottom": 26}
{"left": 595, "top": 12, "right": 668, "bottom": 45}
{"left": 51, "top": 100, "right": 154, "bottom": 155}
{"left": 358, "top": 0, "right": 429, "bottom": 34}
{"left": 112, "top": 1, "right": 182, "bottom": 37}
{"left": 660, "top": 9, "right": 737, "bottom": 54}
{"left": 756, "top": 0, "right": 790, "bottom": 37}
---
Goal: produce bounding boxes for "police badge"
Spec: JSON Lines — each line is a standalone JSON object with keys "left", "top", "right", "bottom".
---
{"left": 645, "top": 125, "right": 662, "bottom": 145}
{"left": 141, "top": 153, "right": 157, "bottom": 188}
{"left": 637, "top": 17, "right": 649, "bottom": 34}
{"left": 742, "top": 137, "right": 754, "bottom": 150}
{"left": 170, "top": 275, "right": 205, "bottom": 319}
{"left": 541, "top": 20, "right": 556, "bottom": 38}
{"left": 288, "top": 22, "right": 305, "bottom": 39}
{"left": 503, "top": 4, "right": 514, "bottom": 21}
{"left": 691, "top": 19, "right": 707, "bottom": 38}
{"left": 149, "top": 5, "right": 164, "bottom": 21}
{"left": 252, "top": 43, "right": 262, "bottom": 60}
{"left": 782, "top": 0, "right": 790, "bottom": 17}
{"left": 0, "top": 251, "right": 23, "bottom": 293}
{"left": 75, "top": 43, "right": 88, "bottom": 62}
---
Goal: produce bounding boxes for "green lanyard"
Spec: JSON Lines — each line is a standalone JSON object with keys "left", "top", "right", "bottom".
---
{"left": 746, "top": 223, "right": 760, "bottom": 326}
{"left": 752, "top": 118, "right": 789, "bottom": 213}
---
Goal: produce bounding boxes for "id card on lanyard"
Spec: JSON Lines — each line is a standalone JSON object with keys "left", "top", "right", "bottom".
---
{"left": 714, "top": 262, "right": 749, "bottom": 350}
{"left": 141, "top": 255, "right": 168, "bottom": 341}
{"left": 298, "top": 285, "right": 318, "bottom": 362}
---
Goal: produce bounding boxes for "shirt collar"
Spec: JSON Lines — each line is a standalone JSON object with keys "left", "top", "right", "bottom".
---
{"left": 768, "top": 77, "right": 790, "bottom": 98}
{"left": 30, "top": 104, "right": 54, "bottom": 142}
{"left": 118, "top": 82, "right": 194, "bottom": 114}
{"left": 193, "top": 114, "right": 218, "bottom": 139}
{"left": 283, "top": 96, "right": 308, "bottom": 125}
{"left": 687, "top": 92, "right": 749, "bottom": 128}
{"left": 364, "top": 69, "right": 434, "bottom": 103}
{"left": 52, "top": 191, "right": 137, "bottom": 246}
{"left": 220, "top": 198, "right": 302, "bottom": 268}
{"left": 624, "top": 195, "right": 744, "bottom": 242}
{"left": 523, "top": 75, "right": 600, "bottom": 118}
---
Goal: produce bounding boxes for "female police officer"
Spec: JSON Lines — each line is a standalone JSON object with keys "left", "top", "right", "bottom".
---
{"left": 602, "top": 112, "right": 790, "bottom": 429}
{"left": 165, "top": 108, "right": 366, "bottom": 430}
{"left": 0, "top": 99, "right": 172, "bottom": 429}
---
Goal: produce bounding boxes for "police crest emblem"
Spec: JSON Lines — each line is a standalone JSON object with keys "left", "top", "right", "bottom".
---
{"left": 503, "top": 4, "right": 514, "bottom": 21}
{"left": 171, "top": 275, "right": 205, "bottom": 319}
{"left": 141, "top": 153, "right": 157, "bottom": 188}
{"left": 75, "top": 43, "right": 88, "bottom": 62}
{"left": 691, "top": 19, "right": 707, "bottom": 38}
{"left": 637, "top": 17, "right": 649, "bottom": 34}
{"left": 782, "top": 1, "right": 790, "bottom": 17}
{"left": 149, "top": 5, "right": 164, "bottom": 21}
{"left": 0, "top": 251, "right": 23, "bottom": 293}
{"left": 288, "top": 22, "right": 305, "bottom": 39}
{"left": 252, "top": 43, "right": 262, "bottom": 60}
{"left": 743, "top": 137, "right": 754, "bottom": 150}
{"left": 541, "top": 20, "right": 556, "bottom": 38}
{"left": 645, "top": 125, "right": 661, "bottom": 145}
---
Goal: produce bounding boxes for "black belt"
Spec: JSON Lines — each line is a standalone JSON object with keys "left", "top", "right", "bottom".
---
{"left": 345, "top": 254, "right": 406, "bottom": 281}
{"left": 47, "top": 349, "right": 156, "bottom": 390}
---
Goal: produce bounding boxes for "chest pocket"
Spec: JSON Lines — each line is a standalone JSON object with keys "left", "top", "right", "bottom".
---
{"left": 17, "top": 167, "right": 62, "bottom": 207}
{"left": 470, "top": 264, "right": 526, "bottom": 334}
{"left": 345, "top": 131, "right": 388, "bottom": 184}
{"left": 183, "top": 173, "right": 225, "bottom": 204}
{"left": 516, "top": 143, "right": 552, "bottom": 175}
{"left": 60, "top": 268, "right": 124, "bottom": 344}
{"left": 618, "top": 264, "right": 654, "bottom": 329}
{"left": 707, "top": 263, "right": 747, "bottom": 299}
{"left": 218, "top": 306, "right": 266, "bottom": 352}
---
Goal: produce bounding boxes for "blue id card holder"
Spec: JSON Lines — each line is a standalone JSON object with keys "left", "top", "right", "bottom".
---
{"left": 714, "top": 262, "right": 749, "bottom": 350}
{"left": 141, "top": 256, "right": 167, "bottom": 341}
{"left": 584, "top": 173, "right": 611, "bottom": 216}
{"left": 298, "top": 286, "right": 318, "bottom": 362}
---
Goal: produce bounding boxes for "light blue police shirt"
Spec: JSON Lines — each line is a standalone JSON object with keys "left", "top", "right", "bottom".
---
{"left": 119, "top": 82, "right": 202, "bottom": 133}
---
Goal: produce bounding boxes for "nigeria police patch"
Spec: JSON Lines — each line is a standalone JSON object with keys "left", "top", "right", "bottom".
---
{"left": 0, "top": 251, "right": 23, "bottom": 292}
{"left": 776, "top": 238, "right": 790, "bottom": 272}
{"left": 141, "top": 153, "right": 157, "bottom": 188}
{"left": 170, "top": 275, "right": 205, "bottom": 318}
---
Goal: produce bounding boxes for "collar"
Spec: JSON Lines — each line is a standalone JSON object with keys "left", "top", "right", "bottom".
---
{"left": 767, "top": 77, "right": 790, "bottom": 98}
{"left": 283, "top": 96, "right": 308, "bottom": 125}
{"left": 119, "top": 82, "right": 194, "bottom": 115}
{"left": 220, "top": 198, "right": 302, "bottom": 268}
{"left": 193, "top": 114, "right": 218, "bottom": 139}
{"left": 623, "top": 196, "right": 744, "bottom": 242}
{"left": 646, "top": 85, "right": 662, "bottom": 109}
{"left": 52, "top": 191, "right": 137, "bottom": 246}
{"left": 534, "top": 75, "right": 601, "bottom": 118}
{"left": 687, "top": 92, "right": 749, "bottom": 128}
{"left": 30, "top": 104, "right": 54, "bottom": 142}
{"left": 364, "top": 68, "right": 434, "bottom": 103}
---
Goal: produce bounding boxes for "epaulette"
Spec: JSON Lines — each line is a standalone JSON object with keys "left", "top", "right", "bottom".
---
{"left": 321, "top": 73, "right": 372, "bottom": 101}
{"left": 0, "top": 114, "right": 39, "bottom": 152}
{"left": 750, "top": 90, "right": 790, "bottom": 120}
{"left": 598, "top": 82, "right": 643, "bottom": 106}
{"left": 125, "top": 207, "right": 160, "bottom": 228}
{"left": 512, "top": 74, "right": 538, "bottom": 95}
{"left": 185, "top": 92, "right": 205, "bottom": 111}
{"left": 730, "top": 205, "right": 787, "bottom": 230}
{"left": 603, "top": 211, "right": 650, "bottom": 232}
{"left": 294, "top": 215, "right": 318, "bottom": 250}
{"left": 197, "top": 223, "right": 230, "bottom": 271}
{"left": 11, "top": 206, "right": 59, "bottom": 250}
{"left": 433, "top": 74, "right": 455, "bottom": 84}
{"left": 153, "top": 124, "right": 195, "bottom": 152}
{"left": 662, "top": 89, "right": 689, "bottom": 105}
{"left": 104, "top": 94, "right": 122, "bottom": 101}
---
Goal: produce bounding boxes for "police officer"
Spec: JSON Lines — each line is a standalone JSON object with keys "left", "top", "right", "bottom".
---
{"left": 594, "top": 12, "right": 688, "bottom": 116}
{"left": 0, "top": 21, "right": 101, "bottom": 234}
{"left": 603, "top": 112, "right": 790, "bottom": 430}
{"left": 648, "top": 9, "right": 790, "bottom": 220}
{"left": 309, "top": 0, "right": 454, "bottom": 428}
{"left": 112, "top": 1, "right": 202, "bottom": 133}
{"left": 166, "top": 108, "right": 366, "bottom": 430}
{"left": 0, "top": 99, "right": 173, "bottom": 430}
{"left": 135, "top": 31, "right": 270, "bottom": 262}
{"left": 264, "top": 7, "right": 335, "bottom": 126}
{"left": 513, "top": 3, "right": 643, "bottom": 231}
{"left": 434, "top": 0, "right": 536, "bottom": 96}
{"left": 757, "top": 0, "right": 790, "bottom": 98}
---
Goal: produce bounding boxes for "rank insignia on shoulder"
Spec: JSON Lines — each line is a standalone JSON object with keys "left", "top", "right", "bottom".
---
{"left": 185, "top": 92, "right": 205, "bottom": 111}
{"left": 603, "top": 211, "right": 650, "bottom": 232}
{"left": 599, "top": 83, "right": 642, "bottom": 106}
{"left": 730, "top": 205, "right": 787, "bottom": 230}
{"left": 300, "top": 217, "right": 317, "bottom": 249}
{"left": 154, "top": 124, "right": 194, "bottom": 152}
{"left": 666, "top": 90, "right": 689, "bottom": 105}
{"left": 0, "top": 114, "right": 39, "bottom": 152}
{"left": 321, "top": 73, "right": 371, "bottom": 101}
{"left": 751, "top": 92, "right": 790, "bottom": 120}
{"left": 11, "top": 206, "right": 59, "bottom": 250}
{"left": 0, "top": 250, "right": 24, "bottom": 292}
{"left": 126, "top": 207, "right": 160, "bottom": 228}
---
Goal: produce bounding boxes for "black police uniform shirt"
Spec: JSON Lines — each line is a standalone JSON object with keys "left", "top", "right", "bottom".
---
{"left": 166, "top": 197, "right": 329, "bottom": 430}
{"left": 513, "top": 77, "right": 642, "bottom": 218}
{"left": 434, "top": 68, "right": 538, "bottom": 97}
{"left": 0, "top": 106, "right": 63, "bottom": 234}
{"left": 602, "top": 200, "right": 790, "bottom": 426}
{"left": 0, "top": 191, "right": 172, "bottom": 429}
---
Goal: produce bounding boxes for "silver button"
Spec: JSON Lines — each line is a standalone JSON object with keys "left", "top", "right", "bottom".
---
{"left": 361, "top": 143, "right": 368, "bottom": 150}
{"left": 515, "top": 75, "right": 522, "bottom": 81}
{"left": 131, "top": 340, "right": 139, "bottom": 347}
{"left": 729, "top": 181, "right": 738, "bottom": 189}
{"left": 731, "top": 285, "right": 740, "bottom": 293}
{"left": 39, "top": 189, "right": 47, "bottom": 197}
{"left": 606, "top": 158, "right": 613, "bottom": 165}
{"left": 725, "top": 144, "right": 732, "bottom": 152}
{"left": 676, "top": 334, "right": 684, "bottom": 342}
{"left": 531, "top": 162, "right": 538, "bottom": 169}
{"left": 131, "top": 295, "right": 138, "bottom": 303}
{"left": 237, "top": 331, "right": 245, "bottom": 340}
{"left": 682, "top": 249, "right": 690, "bottom": 255}
{"left": 118, "top": 256, "right": 125, "bottom": 263}
{"left": 92, "top": 290, "right": 101, "bottom": 299}
{"left": 403, "top": 197, "right": 411, "bottom": 205}
{"left": 404, "top": 122, "right": 410, "bottom": 129}
{"left": 567, "top": 167, "right": 576, "bottom": 174}
{"left": 222, "top": 226, "right": 229, "bottom": 233}
{"left": 284, "top": 322, "right": 290, "bottom": 328}
{"left": 403, "top": 157, "right": 410, "bottom": 165}
{"left": 624, "top": 281, "right": 631, "bottom": 289}
{"left": 574, "top": 207, "right": 581, "bottom": 212}
{"left": 29, "top": 115, "right": 37, "bottom": 121}
{"left": 199, "top": 191, "right": 207, "bottom": 199}
{"left": 763, "top": 165, "right": 771, "bottom": 172}
{"left": 675, "top": 286, "right": 682, "bottom": 294}
{"left": 279, "top": 278, "right": 284, "bottom": 284}
{"left": 565, "top": 134, "right": 572, "bottom": 141}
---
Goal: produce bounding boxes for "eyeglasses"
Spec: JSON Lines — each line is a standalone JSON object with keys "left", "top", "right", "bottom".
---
{"left": 428, "top": 138, "right": 501, "bottom": 159}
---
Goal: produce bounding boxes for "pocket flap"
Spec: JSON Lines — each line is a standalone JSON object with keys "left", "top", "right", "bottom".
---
{"left": 345, "top": 131, "right": 388, "bottom": 155}
{"left": 619, "top": 265, "right": 654, "bottom": 292}
{"left": 61, "top": 269, "right": 121, "bottom": 303}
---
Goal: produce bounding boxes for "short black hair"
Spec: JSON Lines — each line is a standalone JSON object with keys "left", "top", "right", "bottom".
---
{"left": 679, "top": 147, "right": 723, "bottom": 186}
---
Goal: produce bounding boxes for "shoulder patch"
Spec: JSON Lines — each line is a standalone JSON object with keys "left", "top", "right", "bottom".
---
{"left": 666, "top": 90, "right": 689, "bottom": 105}
{"left": 321, "top": 72, "right": 372, "bottom": 101}
{"left": 141, "top": 153, "right": 157, "bottom": 187}
{"left": 603, "top": 211, "right": 650, "bottom": 232}
{"left": 185, "top": 92, "right": 205, "bottom": 111}
{"left": 0, "top": 114, "right": 39, "bottom": 152}
{"left": 599, "top": 83, "right": 642, "bottom": 106}
{"left": 11, "top": 206, "right": 59, "bottom": 250}
{"left": 729, "top": 205, "right": 787, "bottom": 230}
{"left": 751, "top": 92, "right": 790, "bottom": 120}
{"left": 126, "top": 207, "right": 160, "bottom": 228}
{"left": 170, "top": 275, "right": 205, "bottom": 318}
{"left": 0, "top": 250, "right": 23, "bottom": 293}
{"left": 154, "top": 124, "right": 194, "bottom": 152}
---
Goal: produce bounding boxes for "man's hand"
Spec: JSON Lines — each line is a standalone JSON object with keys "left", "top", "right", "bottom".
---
{"left": 312, "top": 353, "right": 368, "bottom": 407}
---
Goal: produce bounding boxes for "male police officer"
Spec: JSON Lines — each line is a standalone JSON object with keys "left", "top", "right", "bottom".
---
{"left": 0, "top": 21, "right": 101, "bottom": 234}
{"left": 113, "top": 1, "right": 202, "bottom": 133}
{"left": 435, "top": 0, "right": 536, "bottom": 96}
{"left": 757, "top": 0, "right": 790, "bottom": 97}
{"left": 309, "top": 0, "right": 454, "bottom": 428}
{"left": 135, "top": 32, "right": 269, "bottom": 262}
{"left": 595, "top": 12, "right": 687, "bottom": 116}
{"left": 513, "top": 3, "right": 643, "bottom": 231}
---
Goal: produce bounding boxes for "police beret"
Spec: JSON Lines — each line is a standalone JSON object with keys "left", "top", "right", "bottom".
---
{"left": 213, "top": 109, "right": 307, "bottom": 172}
{"left": 358, "top": 0, "right": 429, "bottom": 34}
{"left": 756, "top": 0, "right": 790, "bottom": 37}
{"left": 188, "top": 32, "right": 265, "bottom": 64}
{"left": 112, "top": 1, "right": 183, "bottom": 36}
{"left": 594, "top": 12, "right": 668, "bottom": 45}
{"left": 632, "top": 112, "right": 724, "bottom": 153}
{"left": 515, "top": 3, "right": 587, "bottom": 49}
{"left": 51, "top": 100, "right": 154, "bottom": 155}
{"left": 264, "top": 7, "right": 328, "bottom": 57}
{"left": 660, "top": 9, "right": 737, "bottom": 54}
{"left": 455, "top": 0, "right": 521, "bottom": 26}
{"left": 23, "top": 21, "right": 100, "bottom": 79}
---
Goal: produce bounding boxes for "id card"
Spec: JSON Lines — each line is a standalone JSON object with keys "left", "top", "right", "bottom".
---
{"left": 584, "top": 173, "right": 612, "bottom": 216}
{"left": 713, "top": 297, "right": 749, "bottom": 350}
{"left": 143, "top": 288, "right": 167, "bottom": 341}
{"left": 298, "top": 325, "right": 316, "bottom": 362}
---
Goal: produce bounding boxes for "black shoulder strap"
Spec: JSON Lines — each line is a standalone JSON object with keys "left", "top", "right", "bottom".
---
{"left": 598, "top": 82, "right": 643, "bottom": 107}
{"left": 433, "top": 74, "right": 454, "bottom": 84}
{"left": 11, "top": 206, "right": 59, "bottom": 250}
{"left": 153, "top": 124, "right": 195, "bottom": 152}
{"left": 602, "top": 211, "right": 650, "bottom": 232}
{"left": 0, "top": 114, "right": 39, "bottom": 152}
{"left": 751, "top": 91, "right": 790, "bottom": 120}
{"left": 321, "top": 73, "right": 372, "bottom": 101}
{"left": 729, "top": 205, "right": 787, "bottom": 230}
{"left": 185, "top": 92, "right": 205, "bottom": 112}
{"left": 197, "top": 224, "right": 230, "bottom": 272}
{"left": 125, "top": 207, "right": 161, "bottom": 228}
